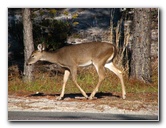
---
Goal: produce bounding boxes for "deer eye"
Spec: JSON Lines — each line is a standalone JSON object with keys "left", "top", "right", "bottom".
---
{"left": 31, "top": 55, "right": 35, "bottom": 58}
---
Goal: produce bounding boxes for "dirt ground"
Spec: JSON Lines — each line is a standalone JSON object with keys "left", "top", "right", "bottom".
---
{"left": 8, "top": 92, "right": 158, "bottom": 115}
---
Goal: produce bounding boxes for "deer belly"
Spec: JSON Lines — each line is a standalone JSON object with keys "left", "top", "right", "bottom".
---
{"left": 79, "top": 60, "right": 92, "bottom": 67}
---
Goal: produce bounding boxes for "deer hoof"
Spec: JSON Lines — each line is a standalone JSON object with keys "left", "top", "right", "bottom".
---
{"left": 122, "top": 95, "right": 126, "bottom": 99}
{"left": 56, "top": 96, "right": 63, "bottom": 100}
{"left": 88, "top": 97, "right": 93, "bottom": 100}
{"left": 88, "top": 97, "right": 97, "bottom": 100}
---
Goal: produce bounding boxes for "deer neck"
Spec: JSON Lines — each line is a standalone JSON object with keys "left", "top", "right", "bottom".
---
{"left": 41, "top": 51, "right": 58, "bottom": 64}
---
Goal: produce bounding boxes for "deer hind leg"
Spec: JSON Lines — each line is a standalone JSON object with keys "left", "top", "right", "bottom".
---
{"left": 89, "top": 64, "right": 105, "bottom": 100}
{"left": 57, "top": 70, "right": 70, "bottom": 100}
{"left": 104, "top": 62, "right": 126, "bottom": 99}
{"left": 71, "top": 67, "right": 88, "bottom": 99}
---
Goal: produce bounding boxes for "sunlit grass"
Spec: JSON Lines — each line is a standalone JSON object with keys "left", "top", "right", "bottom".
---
{"left": 8, "top": 64, "right": 158, "bottom": 96}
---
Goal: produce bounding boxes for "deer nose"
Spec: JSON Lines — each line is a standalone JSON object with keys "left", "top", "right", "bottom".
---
{"left": 26, "top": 62, "right": 31, "bottom": 66}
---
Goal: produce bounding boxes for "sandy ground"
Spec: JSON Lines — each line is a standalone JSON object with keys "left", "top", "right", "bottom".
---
{"left": 8, "top": 93, "right": 158, "bottom": 115}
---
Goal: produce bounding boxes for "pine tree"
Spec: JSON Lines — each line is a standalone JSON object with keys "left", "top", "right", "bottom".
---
{"left": 22, "top": 8, "right": 34, "bottom": 82}
{"left": 130, "top": 8, "right": 152, "bottom": 83}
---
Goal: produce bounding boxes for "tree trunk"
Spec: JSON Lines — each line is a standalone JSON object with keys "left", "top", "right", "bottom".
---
{"left": 130, "top": 8, "right": 152, "bottom": 83}
{"left": 22, "top": 8, "right": 34, "bottom": 82}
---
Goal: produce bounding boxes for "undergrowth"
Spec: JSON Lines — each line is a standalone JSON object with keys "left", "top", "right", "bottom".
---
{"left": 8, "top": 62, "right": 158, "bottom": 96}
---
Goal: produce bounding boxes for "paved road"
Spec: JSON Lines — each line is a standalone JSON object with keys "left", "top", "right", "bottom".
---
{"left": 8, "top": 111, "right": 158, "bottom": 121}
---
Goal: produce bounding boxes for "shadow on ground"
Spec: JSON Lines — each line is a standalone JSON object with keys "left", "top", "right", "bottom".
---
{"left": 28, "top": 92, "right": 120, "bottom": 99}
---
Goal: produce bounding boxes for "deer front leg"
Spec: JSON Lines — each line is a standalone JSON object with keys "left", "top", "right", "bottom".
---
{"left": 71, "top": 67, "right": 88, "bottom": 99}
{"left": 56, "top": 70, "right": 70, "bottom": 100}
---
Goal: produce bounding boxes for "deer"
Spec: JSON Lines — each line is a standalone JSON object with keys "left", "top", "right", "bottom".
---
{"left": 27, "top": 42, "right": 126, "bottom": 100}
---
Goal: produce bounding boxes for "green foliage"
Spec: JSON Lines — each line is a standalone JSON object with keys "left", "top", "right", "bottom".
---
{"left": 31, "top": 9, "right": 80, "bottom": 50}
{"left": 63, "top": 10, "right": 69, "bottom": 16}
{"left": 72, "top": 13, "right": 78, "bottom": 19}
{"left": 50, "top": 9, "right": 57, "bottom": 15}
{"left": 33, "top": 19, "right": 72, "bottom": 50}
{"left": 8, "top": 22, "right": 23, "bottom": 44}
{"left": 9, "top": 8, "right": 80, "bottom": 52}
{"left": 8, "top": 21, "right": 24, "bottom": 60}
{"left": 73, "top": 21, "right": 79, "bottom": 26}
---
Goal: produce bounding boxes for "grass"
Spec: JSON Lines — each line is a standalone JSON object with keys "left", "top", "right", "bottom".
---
{"left": 8, "top": 63, "right": 158, "bottom": 96}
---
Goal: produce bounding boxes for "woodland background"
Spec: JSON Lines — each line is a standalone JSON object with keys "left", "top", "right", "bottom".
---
{"left": 8, "top": 9, "right": 158, "bottom": 109}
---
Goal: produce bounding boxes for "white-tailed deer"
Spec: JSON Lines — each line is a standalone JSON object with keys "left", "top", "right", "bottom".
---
{"left": 27, "top": 42, "right": 126, "bottom": 100}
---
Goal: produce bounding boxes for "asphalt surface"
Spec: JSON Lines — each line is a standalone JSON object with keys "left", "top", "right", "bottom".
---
{"left": 8, "top": 111, "right": 158, "bottom": 121}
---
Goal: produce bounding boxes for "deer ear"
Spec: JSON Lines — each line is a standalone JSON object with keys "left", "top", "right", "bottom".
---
{"left": 41, "top": 42, "right": 46, "bottom": 51}
{"left": 37, "top": 44, "right": 43, "bottom": 52}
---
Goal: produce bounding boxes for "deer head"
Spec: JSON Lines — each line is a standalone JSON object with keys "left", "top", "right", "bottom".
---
{"left": 26, "top": 43, "right": 46, "bottom": 65}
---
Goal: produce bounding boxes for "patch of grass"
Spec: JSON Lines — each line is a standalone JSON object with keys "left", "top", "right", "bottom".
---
{"left": 8, "top": 64, "right": 158, "bottom": 97}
